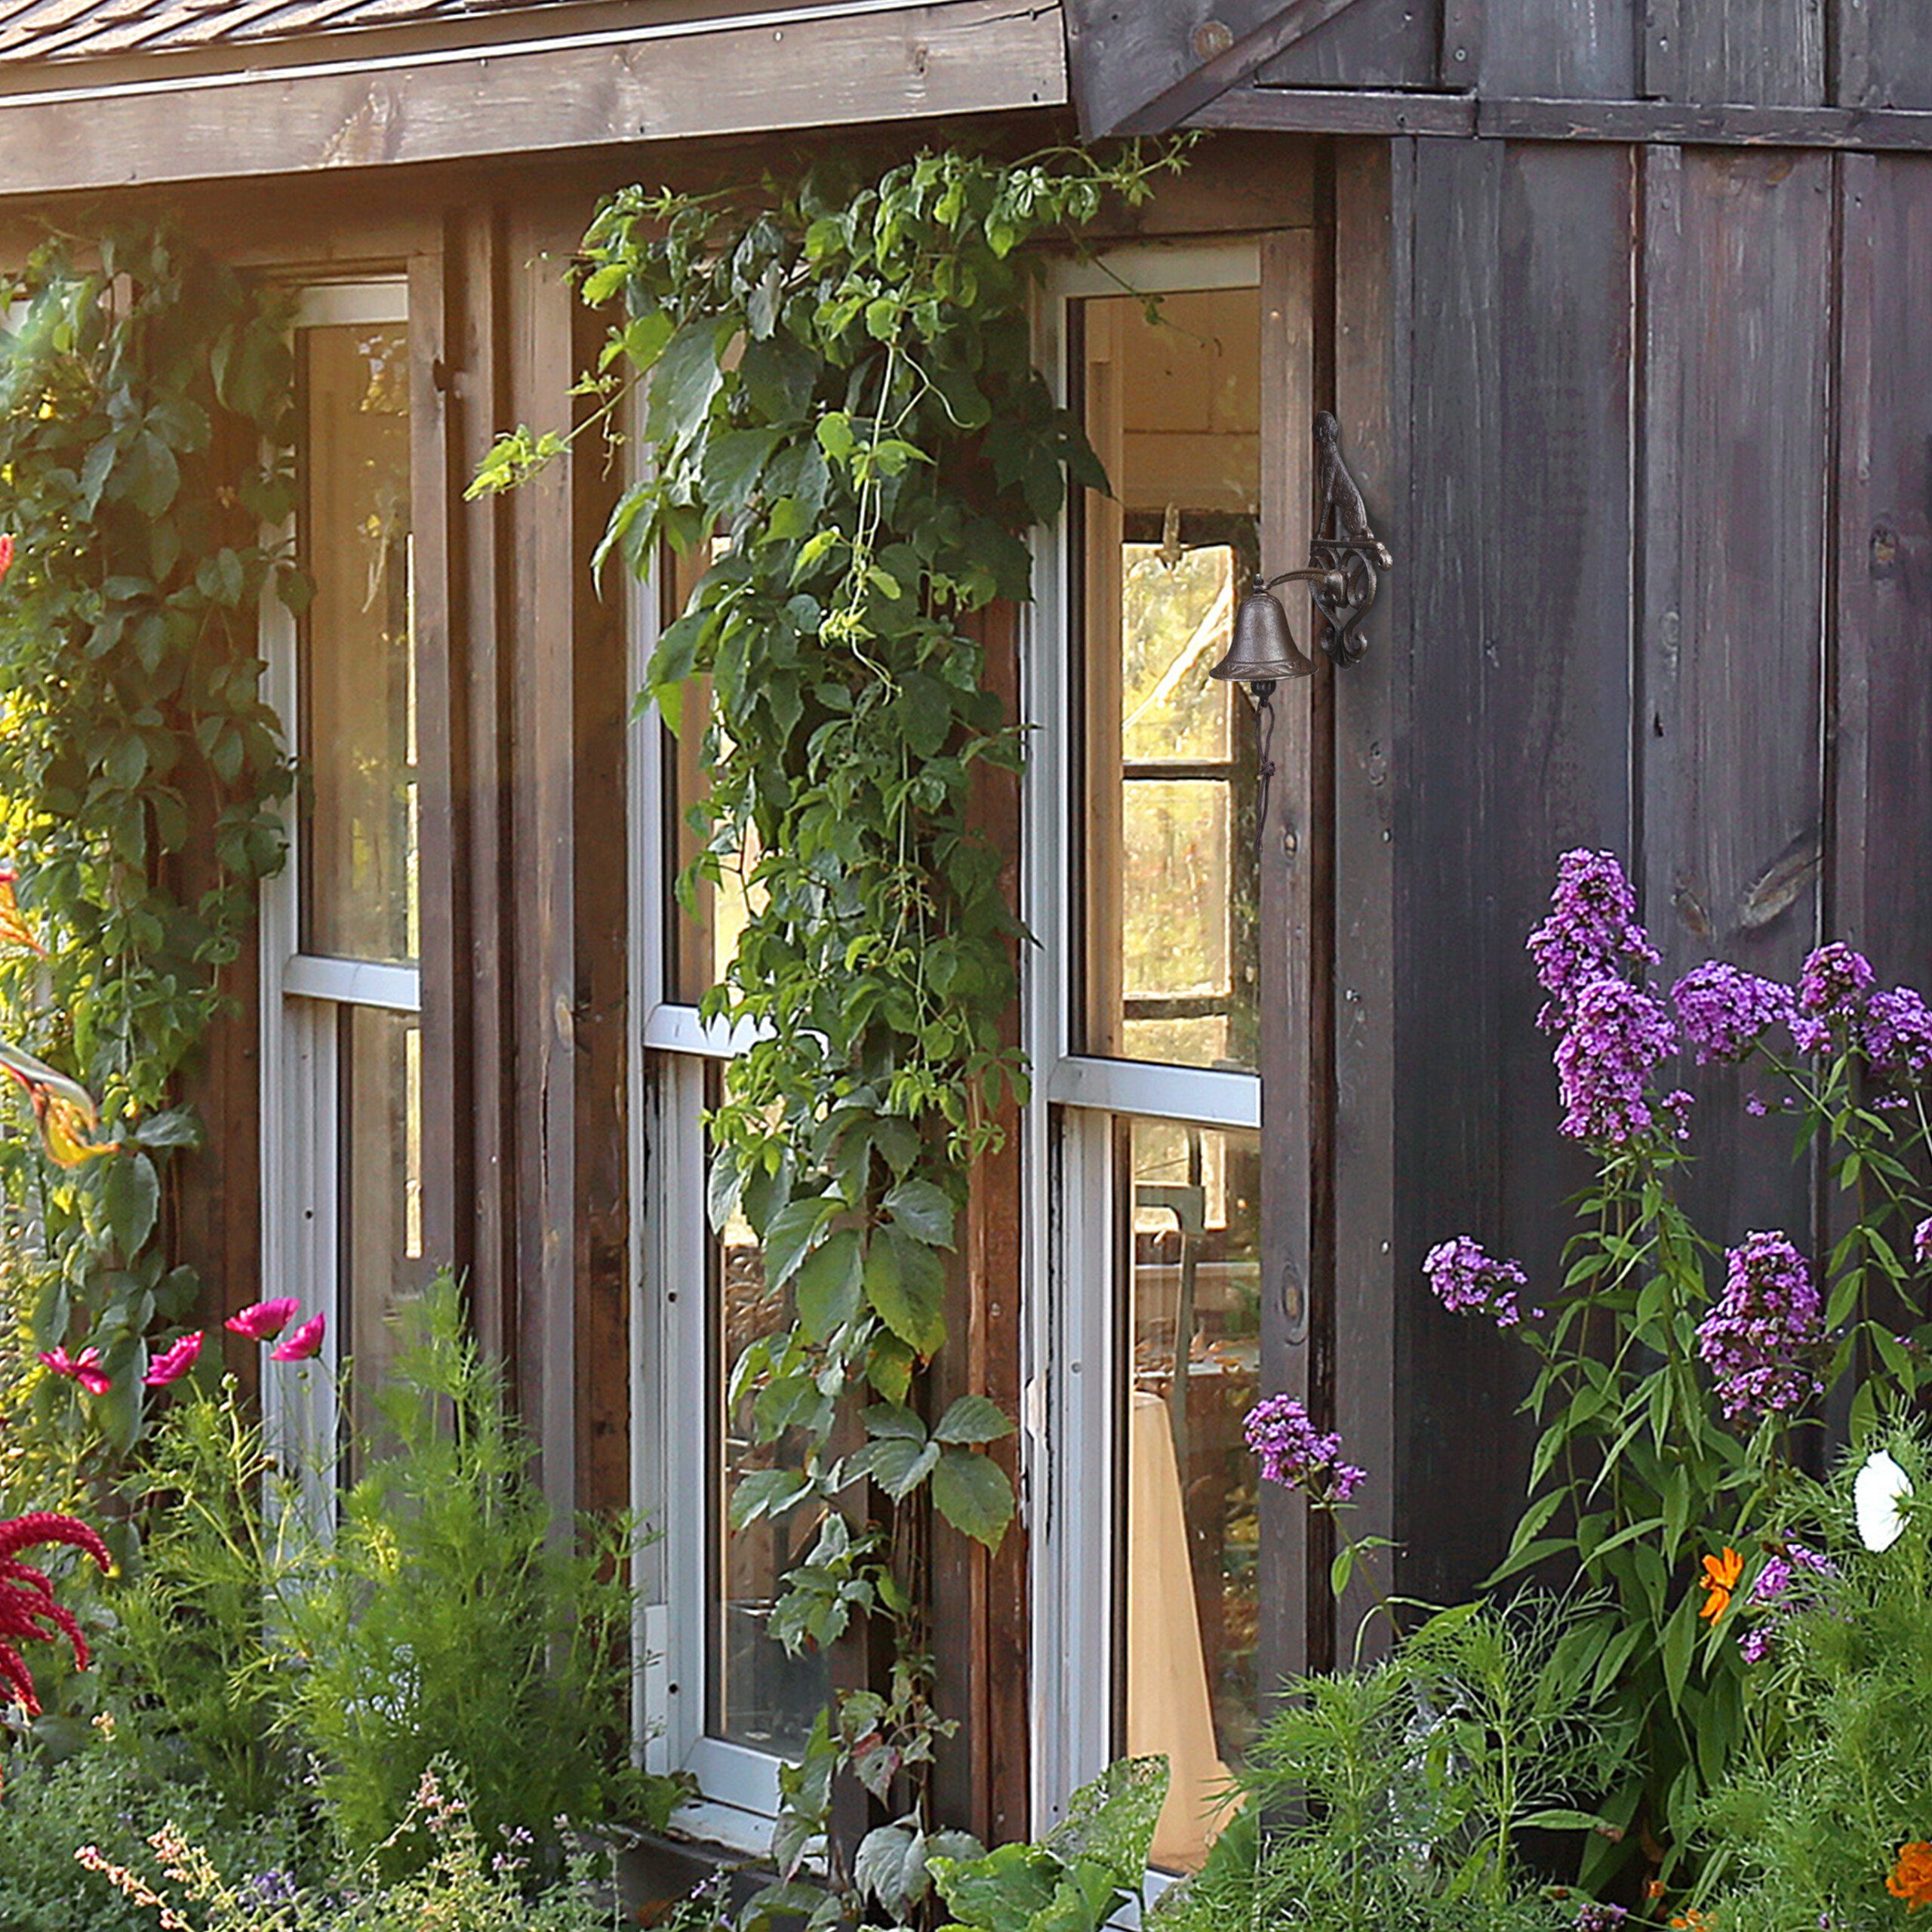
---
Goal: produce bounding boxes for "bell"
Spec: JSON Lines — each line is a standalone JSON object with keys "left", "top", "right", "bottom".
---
{"left": 1209, "top": 578, "right": 1317, "bottom": 685}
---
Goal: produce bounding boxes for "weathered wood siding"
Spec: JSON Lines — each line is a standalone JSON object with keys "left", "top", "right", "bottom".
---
{"left": 1346, "top": 134, "right": 1932, "bottom": 1607}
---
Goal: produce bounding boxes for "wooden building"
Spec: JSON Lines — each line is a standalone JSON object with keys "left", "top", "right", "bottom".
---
{"left": 7, "top": 0, "right": 1929, "bottom": 1875}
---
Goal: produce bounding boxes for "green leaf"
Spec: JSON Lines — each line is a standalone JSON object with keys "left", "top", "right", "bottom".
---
{"left": 863, "top": 1226, "right": 947, "bottom": 1356}
{"left": 760, "top": 1196, "right": 834, "bottom": 1291}
{"left": 794, "top": 1228, "right": 863, "bottom": 1342}
{"left": 729, "top": 1467, "right": 812, "bottom": 1529}
{"left": 645, "top": 317, "right": 728, "bottom": 448}
{"left": 931, "top": 1843, "right": 1061, "bottom": 1932}
{"left": 100, "top": 1152, "right": 159, "bottom": 1254}
{"left": 931, "top": 1445, "right": 1013, "bottom": 1550}
{"left": 884, "top": 1174, "right": 955, "bottom": 1247}
{"left": 855, "top": 1434, "right": 939, "bottom": 1500}
{"left": 932, "top": 1394, "right": 1013, "bottom": 1445}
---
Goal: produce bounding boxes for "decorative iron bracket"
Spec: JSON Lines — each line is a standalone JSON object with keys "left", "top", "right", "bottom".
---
{"left": 1305, "top": 411, "right": 1392, "bottom": 666}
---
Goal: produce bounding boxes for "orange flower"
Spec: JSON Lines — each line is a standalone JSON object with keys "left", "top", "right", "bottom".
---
{"left": 1700, "top": 1546, "right": 1746, "bottom": 1623}
{"left": 1698, "top": 1546, "right": 1744, "bottom": 1622}
{"left": 1890, "top": 1842, "right": 1932, "bottom": 1909}
{"left": 1670, "top": 1913, "right": 1713, "bottom": 1931}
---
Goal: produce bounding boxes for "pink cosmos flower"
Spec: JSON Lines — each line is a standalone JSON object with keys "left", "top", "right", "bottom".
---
{"left": 143, "top": 1331, "right": 203, "bottom": 1388}
{"left": 270, "top": 1311, "right": 326, "bottom": 1362}
{"left": 38, "top": 1346, "right": 111, "bottom": 1395}
{"left": 225, "top": 1297, "right": 300, "bottom": 1341}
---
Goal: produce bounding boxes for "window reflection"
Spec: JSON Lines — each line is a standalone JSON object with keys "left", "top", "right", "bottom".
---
{"left": 340, "top": 1004, "right": 429, "bottom": 1474}
{"left": 1121, "top": 1115, "right": 1261, "bottom": 1871}
{"left": 297, "top": 323, "right": 417, "bottom": 968}
{"left": 1078, "top": 289, "right": 1262, "bottom": 1072}
{"left": 708, "top": 1103, "right": 829, "bottom": 1757}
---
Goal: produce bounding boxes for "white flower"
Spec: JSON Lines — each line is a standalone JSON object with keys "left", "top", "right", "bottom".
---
{"left": 1854, "top": 1447, "right": 1913, "bottom": 1552}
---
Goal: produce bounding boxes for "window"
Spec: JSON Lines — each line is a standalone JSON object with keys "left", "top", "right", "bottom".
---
{"left": 631, "top": 540, "right": 817, "bottom": 1849}
{"left": 261, "top": 283, "right": 429, "bottom": 1504}
{"left": 1028, "top": 248, "right": 1274, "bottom": 1875}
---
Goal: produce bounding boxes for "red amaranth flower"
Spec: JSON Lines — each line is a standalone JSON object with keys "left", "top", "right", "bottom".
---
{"left": 0, "top": 1510, "right": 109, "bottom": 1715}
{"left": 0, "top": 534, "right": 17, "bottom": 582}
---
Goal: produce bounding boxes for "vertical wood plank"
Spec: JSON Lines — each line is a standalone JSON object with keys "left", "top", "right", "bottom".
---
{"left": 507, "top": 207, "right": 582, "bottom": 1523}
{"left": 1393, "top": 138, "right": 1635, "bottom": 1612}
{"left": 1331, "top": 137, "right": 1399, "bottom": 1656}
{"left": 571, "top": 281, "right": 632, "bottom": 1521}
{"left": 1475, "top": 0, "right": 1636, "bottom": 100}
{"left": 1678, "top": 0, "right": 1824, "bottom": 105}
{"left": 931, "top": 597, "right": 1029, "bottom": 1845}
{"left": 1257, "top": 226, "right": 1323, "bottom": 1689}
{"left": 410, "top": 242, "right": 466, "bottom": 1284}
{"left": 1832, "top": 153, "right": 1932, "bottom": 989}
{"left": 1440, "top": 0, "right": 1485, "bottom": 85}
{"left": 451, "top": 204, "right": 519, "bottom": 1374}
{"left": 1844, "top": 8, "right": 1932, "bottom": 109}
{"left": 1254, "top": 0, "right": 1441, "bottom": 90}
{"left": 1641, "top": 0, "right": 1682, "bottom": 98}
{"left": 1641, "top": 148, "right": 1832, "bottom": 1242}
{"left": 1833, "top": 0, "right": 1875, "bottom": 106}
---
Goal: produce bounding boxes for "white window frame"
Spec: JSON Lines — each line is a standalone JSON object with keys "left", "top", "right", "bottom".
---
{"left": 1023, "top": 242, "right": 1264, "bottom": 1838}
{"left": 260, "top": 280, "right": 419, "bottom": 1529}
{"left": 626, "top": 497, "right": 789, "bottom": 1855}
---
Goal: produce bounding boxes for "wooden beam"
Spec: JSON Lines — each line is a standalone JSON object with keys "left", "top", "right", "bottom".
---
{"left": 1192, "top": 82, "right": 1932, "bottom": 149}
{"left": 0, "top": 0, "right": 1063, "bottom": 198}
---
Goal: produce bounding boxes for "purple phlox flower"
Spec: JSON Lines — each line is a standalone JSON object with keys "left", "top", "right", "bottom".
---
{"left": 1423, "top": 1235, "right": 1532, "bottom": 1327}
{"left": 1744, "top": 1092, "right": 1768, "bottom": 1117}
{"left": 1695, "top": 1232, "right": 1825, "bottom": 1423}
{"left": 1792, "top": 944, "right": 1875, "bottom": 1052}
{"left": 1915, "top": 1217, "right": 1932, "bottom": 1269}
{"left": 1672, "top": 962, "right": 1795, "bottom": 1066}
{"left": 1787, "top": 1540, "right": 1837, "bottom": 1579}
{"left": 1244, "top": 1395, "right": 1364, "bottom": 1505}
{"left": 248, "top": 1872, "right": 298, "bottom": 1904}
{"left": 1749, "top": 1555, "right": 1793, "bottom": 1607}
{"left": 1554, "top": 977, "right": 1678, "bottom": 1146}
{"left": 1527, "top": 850, "right": 1659, "bottom": 1032}
{"left": 1574, "top": 1906, "right": 1629, "bottom": 1932}
{"left": 1738, "top": 1625, "right": 1774, "bottom": 1665}
{"left": 1862, "top": 986, "right": 1932, "bottom": 1084}
{"left": 1660, "top": 1088, "right": 1694, "bottom": 1139}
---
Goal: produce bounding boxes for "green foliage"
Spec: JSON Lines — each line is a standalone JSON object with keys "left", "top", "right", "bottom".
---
{"left": 928, "top": 1757, "right": 1165, "bottom": 1932}
{"left": 477, "top": 140, "right": 1186, "bottom": 1906}
{"left": 0, "top": 218, "right": 296, "bottom": 1502}
{"left": 107, "top": 1371, "right": 306, "bottom": 1814}
{"left": 76, "top": 1756, "right": 622, "bottom": 1932}
{"left": 1155, "top": 1602, "right": 1625, "bottom": 1932}
{"left": 0, "top": 1727, "right": 303, "bottom": 1932}
{"left": 1473, "top": 881, "right": 1932, "bottom": 1884}
{"left": 108, "top": 1278, "right": 678, "bottom": 1875}
{"left": 283, "top": 1278, "right": 671, "bottom": 1872}
{"left": 1697, "top": 1429, "right": 1932, "bottom": 1931}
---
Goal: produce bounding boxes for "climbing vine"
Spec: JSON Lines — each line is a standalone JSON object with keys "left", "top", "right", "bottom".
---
{"left": 477, "top": 142, "right": 1186, "bottom": 1919}
{"left": 0, "top": 223, "right": 298, "bottom": 1503}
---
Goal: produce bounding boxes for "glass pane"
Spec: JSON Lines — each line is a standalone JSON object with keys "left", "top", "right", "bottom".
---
{"left": 709, "top": 1153, "right": 829, "bottom": 1756}
{"left": 1120, "top": 1115, "right": 1262, "bottom": 1872}
{"left": 340, "top": 1004, "right": 429, "bottom": 1472}
{"left": 299, "top": 321, "right": 416, "bottom": 966}
{"left": 1078, "top": 288, "right": 1263, "bottom": 1072}
{"left": 663, "top": 545, "right": 764, "bottom": 1004}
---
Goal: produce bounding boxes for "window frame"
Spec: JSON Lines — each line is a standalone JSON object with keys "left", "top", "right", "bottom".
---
{"left": 1023, "top": 242, "right": 1266, "bottom": 1840}
{"left": 259, "top": 278, "right": 423, "bottom": 1527}
{"left": 627, "top": 502, "right": 789, "bottom": 1852}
